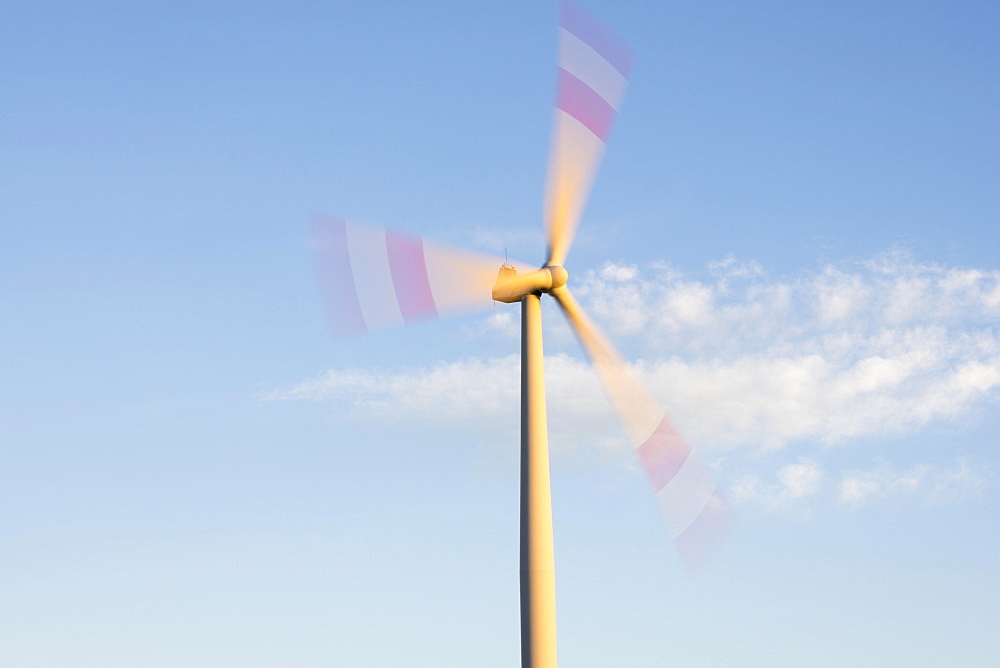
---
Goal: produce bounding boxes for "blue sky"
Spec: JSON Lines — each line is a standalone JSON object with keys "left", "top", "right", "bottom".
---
{"left": 3, "top": 1, "right": 998, "bottom": 665}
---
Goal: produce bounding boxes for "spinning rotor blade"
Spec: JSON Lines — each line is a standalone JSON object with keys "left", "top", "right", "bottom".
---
{"left": 551, "top": 286, "right": 733, "bottom": 571}
{"left": 545, "top": 1, "right": 632, "bottom": 267}
{"left": 311, "top": 216, "right": 529, "bottom": 337}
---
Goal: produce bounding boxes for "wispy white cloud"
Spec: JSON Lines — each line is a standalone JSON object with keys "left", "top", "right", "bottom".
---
{"left": 707, "top": 254, "right": 764, "bottom": 281}
{"left": 480, "top": 310, "right": 519, "bottom": 338}
{"left": 573, "top": 251, "right": 1000, "bottom": 450}
{"left": 839, "top": 457, "right": 990, "bottom": 509}
{"left": 272, "top": 251, "right": 1000, "bottom": 451}
{"left": 731, "top": 458, "right": 825, "bottom": 512}
{"left": 268, "top": 251, "right": 998, "bottom": 510}
{"left": 264, "top": 354, "right": 621, "bottom": 459}
{"left": 727, "top": 456, "right": 989, "bottom": 514}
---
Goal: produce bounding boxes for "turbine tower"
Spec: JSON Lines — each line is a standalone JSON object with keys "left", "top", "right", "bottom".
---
{"left": 310, "top": 3, "right": 733, "bottom": 666}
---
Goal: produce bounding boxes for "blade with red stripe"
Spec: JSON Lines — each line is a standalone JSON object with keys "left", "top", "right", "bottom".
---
{"left": 545, "top": 0, "right": 632, "bottom": 267}
{"left": 311, "top": 216, "right": 526, "bottom": 337}
{"left": 551, "top": 285, "right": 733, "bottom": 571}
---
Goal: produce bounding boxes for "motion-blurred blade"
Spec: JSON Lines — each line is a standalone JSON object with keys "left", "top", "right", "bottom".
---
{"left": 544, "top": 1, "right": 632, "bottom": 267}
{"left": 310, "top": 216, "right": 529, "bottom": 337}
{"left": 551, "top": 286, "right": 733, "bottom": 571}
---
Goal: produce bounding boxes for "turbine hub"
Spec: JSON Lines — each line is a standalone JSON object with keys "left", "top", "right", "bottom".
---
{"left": 545, "top": 265, "right": 568, "bottom": 290}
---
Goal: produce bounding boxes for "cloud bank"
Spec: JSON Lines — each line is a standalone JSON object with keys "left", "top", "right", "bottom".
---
{"left": 838, "top": 457, "right": 990, "bottom": 509}
{"left": 271, "top": 251, "right": 999, "bottom": 449}
{"left": 728, "top": 456, "right": 989, "bottom": 513}
{"left": 267, "top": 251, "right": 997, "bottom": 509}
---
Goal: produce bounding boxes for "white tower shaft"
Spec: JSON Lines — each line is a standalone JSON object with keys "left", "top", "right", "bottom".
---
{"left": 520, "top": 293, "right": 558, "bottom": 668}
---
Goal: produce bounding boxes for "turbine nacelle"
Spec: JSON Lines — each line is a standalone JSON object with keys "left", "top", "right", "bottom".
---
{"left": 491, "top": 264, "right": 569, "bottom": 303}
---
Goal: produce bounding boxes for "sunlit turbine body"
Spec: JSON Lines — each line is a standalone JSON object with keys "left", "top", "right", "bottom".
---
{"left": 310, "top": 3, "right": 733, "bottom": 666}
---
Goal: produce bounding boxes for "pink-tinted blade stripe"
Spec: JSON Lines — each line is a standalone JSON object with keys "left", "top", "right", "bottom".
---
{"left": 385, "top": 230, "right": 438, "bottom": 322}
{"left": 560, "top": 28, "right": 627, "bottom": 110}
{"left": 558, "top": 68, "right": 616, "bottom": 142}
{"left": 636, "top": 417, "right": 691, "bottom": 493}
{"left": 674, "top": 489, "right": 735, "bottom": 573}
{"left": 310, "top": 216, "right": 367, "bottom": 337}
{"left": 560, "top": 0, "right": 632, "bottom": 77}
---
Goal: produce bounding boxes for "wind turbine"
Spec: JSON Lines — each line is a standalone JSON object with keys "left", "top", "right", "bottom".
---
{"left": 311, "top": 2, "right": 732, "bottom": 666}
